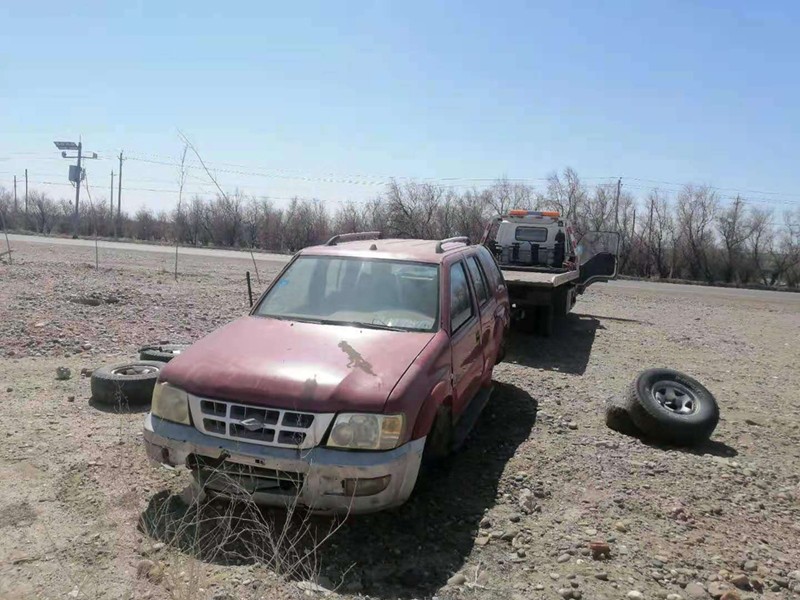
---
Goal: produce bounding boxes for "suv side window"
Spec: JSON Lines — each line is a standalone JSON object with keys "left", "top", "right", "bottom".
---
{"left": 450, "top": 261, "right": 474, "bottom": 332}
{"left": 476, "top": 246, "right": 504, "bottom": 290}
{"left": 466, "top": 255, "right": 490, "bottom": 305}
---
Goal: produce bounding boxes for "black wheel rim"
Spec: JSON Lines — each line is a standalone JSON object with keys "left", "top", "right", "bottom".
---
{"left": 651, "top": 380, "right": 697, "bottom": 415}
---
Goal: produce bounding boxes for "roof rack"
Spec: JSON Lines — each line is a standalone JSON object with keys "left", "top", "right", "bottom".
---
{"left": 324, "top": 231, "right": 382, "bottom": 246}
{"left": 435, "top": 236, "right": 470, "bottom": 254}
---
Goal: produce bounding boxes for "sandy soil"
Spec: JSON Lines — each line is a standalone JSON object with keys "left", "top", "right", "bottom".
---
{"left": 0, "top": 239, "right": 798, "bottom": 600}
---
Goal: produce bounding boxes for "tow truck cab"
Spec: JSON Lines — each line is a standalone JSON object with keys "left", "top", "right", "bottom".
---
{"left": 487, "top": 210, "right": 576, "bottom": 271}
{"left": 481, "top": 210, "right": 620, "bottom": 334}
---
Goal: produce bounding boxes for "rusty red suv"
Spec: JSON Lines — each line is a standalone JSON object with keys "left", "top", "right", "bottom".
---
{"left": 143, "top": 234, "right": 510, "bottom": 513}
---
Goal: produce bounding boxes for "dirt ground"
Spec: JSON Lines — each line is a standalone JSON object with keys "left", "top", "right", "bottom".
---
{"left": 0, "top": 239, "right": 798, "bottom": 600}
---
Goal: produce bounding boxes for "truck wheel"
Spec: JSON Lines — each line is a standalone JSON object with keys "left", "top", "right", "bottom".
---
{"left": 139, "top": 344, "right": 188, "bottom": 363}
{"left": 423, "top": 406, "right": 453, "bottom": 463}
{"left": 552, "top": 288, "right": 569, "bottom": 318}
{"left": 517, "top": 311, "right": 537, "bottom": 335}
{"left": 91, "top": 361, "right": 163, "bottom": 407}
{"left": 625, "top": 368, "right": 719, "bottom": 446}
{"left": 535, "top": 306, "right": 554, "bottom": 336}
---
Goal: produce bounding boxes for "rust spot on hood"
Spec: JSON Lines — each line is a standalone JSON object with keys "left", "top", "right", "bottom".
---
{"left": 338, "top": 340, "right": 376, "bottom": 376}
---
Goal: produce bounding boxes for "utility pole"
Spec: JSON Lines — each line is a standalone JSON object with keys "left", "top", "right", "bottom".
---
{"left": 613, "top": 177, "right": 622, "bottom": 231}
{"left": 24, "top": 169, "right": 28, "bottom": 217}
{"left": 116, "top": 150, "right": 123, "bottom": 238}
{"left": 110, "top": 171, "right": 115, "bottom": 222}
{"left": 13, "top": 175, "right": 17, "bottom": 212}
{"left": 53, "top": 140, "right": 98, "bottom": 239}
{"left": 73, "top": 142, "right": 83, "bottom": 238}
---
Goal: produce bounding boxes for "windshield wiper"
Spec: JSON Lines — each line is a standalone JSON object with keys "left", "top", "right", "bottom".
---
{"left": 343, "top": 320, "right": 407, "bottom": 332}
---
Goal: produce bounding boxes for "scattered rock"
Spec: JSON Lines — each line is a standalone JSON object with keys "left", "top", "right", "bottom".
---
{"left": 55, "top": 366, "right": 71, "bottom": 380}
{"left": 5, "top": 387, "right": 11, "bottom": 393}
{"left": 518, "top": 488, "right": 538, "bottom": 514}
{"left": 80, "top": 367, "right": 94, "bottom": 377}
{"left": 567, "top": 421, "right": 578, "bottom": 430}
{"left": 479, "top": 516, "right": 492, "bottom": 529}
{"left": 614, "top": 521, "right": 629, "bottom": 533}
{"left": 589, "top": 541, "right": 611, "bottom": 560}
{"left": 667, "top": 595, "right": 684, "bottom": 600}
{"left": 136, "top": 559, "right": 164, "bottom": 583}
{"left": 447, "top": 573, "right": 467, "bottom": 586}
{"left": 742, "top": 560, "right": 757, "bottom": 572}
{"left": 685, "top": 582, "right": 708, "bottom": 599}
{"left": 719, "top": 592, "right": 740, "bottom": 600}
{"left": 594, "top": 572, "right": 609, "bottom": 581}
{"left": 707, "top": 581, "right": 727, "bottom": 598}
{"left": 67, "top": 395, "right": 75, "bottom": 402}
{"left": 730, "top": 574, "right": 749, "bottom": 589}
{"left": 296, "top": 580, "right": 330, "bottom": 594}
{"left": 627, "top": 591, "right": 644, "bottom": 600}
{"left": 557, "top": 553, "right": 571, "bottom": 563}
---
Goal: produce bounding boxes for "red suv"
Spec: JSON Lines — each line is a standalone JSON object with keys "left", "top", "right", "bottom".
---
{"left": 143, "top": 234, "right": 510, "bottom": 513}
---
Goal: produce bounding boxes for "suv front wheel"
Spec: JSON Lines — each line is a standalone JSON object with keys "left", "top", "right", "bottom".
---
{"left": 422, "top": 405, "right": 453, "bottom": 463}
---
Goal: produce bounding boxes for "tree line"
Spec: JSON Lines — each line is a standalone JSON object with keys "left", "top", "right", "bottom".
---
{"left": 1, "top": 168, "right": 799, "bottom": 287}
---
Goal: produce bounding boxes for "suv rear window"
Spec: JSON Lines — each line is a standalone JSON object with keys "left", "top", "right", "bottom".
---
{"left": 466, "top": 256, "right": 490, "bottom": 305}
{"left": 515, "top": 226, "right": 548, "bottom": 242}
{"left": 450, "top": 262, "right": 474, "bottom": 332}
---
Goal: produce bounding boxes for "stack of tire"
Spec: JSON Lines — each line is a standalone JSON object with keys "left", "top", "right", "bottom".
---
{"left": 606, "top": 368, "right": 720, "bottom": 446}
{"left": 90, "top": 343, "right": 188, "bottom": 408}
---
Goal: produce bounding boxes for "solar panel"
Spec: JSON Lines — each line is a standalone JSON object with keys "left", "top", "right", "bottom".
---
{"left": 53, "top": 141, "right": 79, "bottom": 150}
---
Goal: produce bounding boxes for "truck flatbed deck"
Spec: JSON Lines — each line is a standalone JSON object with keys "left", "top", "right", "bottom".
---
{"left": 501, "top": 268, "right": 579, "bottom": 288}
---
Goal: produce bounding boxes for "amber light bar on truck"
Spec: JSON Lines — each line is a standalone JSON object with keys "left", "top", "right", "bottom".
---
{"left": 508, "top": 209, "right": 560, "bottom": 218}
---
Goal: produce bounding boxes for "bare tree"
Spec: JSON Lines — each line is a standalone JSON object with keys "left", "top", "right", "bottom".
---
{"left": 676, "top": 185, "right": 719, "bottom": 281}
{"left": 747, "top": 207, "right": 774, "bottom": 286}
{"left": 29, "top": 191, "right": 57, "bottom": 234}
{"left": 717, "top": 196, "right": 756, "bottom": 283}
{"left": 543, "top": 167, "right": 586, "bottom": 227}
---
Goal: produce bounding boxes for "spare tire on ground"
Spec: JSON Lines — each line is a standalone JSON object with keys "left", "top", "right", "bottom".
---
{"left": 621, "top": 368, "right": 719, "bottom": 446}
{"left": 91, "top": 361, "right": 163, "bottom": 407}
{"left": 139, "top": 344, "right": 188, "bottom": 363}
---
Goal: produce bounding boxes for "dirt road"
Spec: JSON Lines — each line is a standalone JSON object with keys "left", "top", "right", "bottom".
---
{"left": 1, "top": 239, "right": 798, "bottom": 600}
{"left": 6, "top": 233, "right": 798, "bottom": 306}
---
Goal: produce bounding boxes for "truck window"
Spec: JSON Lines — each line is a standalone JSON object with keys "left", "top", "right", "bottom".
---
{"left": 450, "top": 262, "right": 474, "bottom": 332}
{"left": 514, "top": 226, "right": 548, "bottom": 242}
{"left": 466, "top": 255, "right": 490, "bottom": 305}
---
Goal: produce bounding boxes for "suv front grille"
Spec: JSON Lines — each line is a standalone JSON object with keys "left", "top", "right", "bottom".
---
{"left": 188, "top": 395, "right": 334, "bottom": 450}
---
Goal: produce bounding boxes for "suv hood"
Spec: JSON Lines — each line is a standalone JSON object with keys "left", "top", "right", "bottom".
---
{"left": 161, "top": 316, "right": 435, "bottom": 412}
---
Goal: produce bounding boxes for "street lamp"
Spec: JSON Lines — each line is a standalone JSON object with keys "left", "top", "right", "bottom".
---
{"left": 54, "top": 139, "right": 98, "bottom": 238}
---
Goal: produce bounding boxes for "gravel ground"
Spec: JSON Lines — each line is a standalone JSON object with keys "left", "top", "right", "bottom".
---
{"left": 0, "top": 239, "right": 798, "bottom": 600}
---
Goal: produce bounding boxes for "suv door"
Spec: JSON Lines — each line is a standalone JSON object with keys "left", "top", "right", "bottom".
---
{"left": 464, "top": 253, "right": 498, "bottom": 379}
{"left": 447, "top": 259, "right": 485, "bottom": 417}
{"left": 576, "top": 231, "right": 621, "bottom": 293}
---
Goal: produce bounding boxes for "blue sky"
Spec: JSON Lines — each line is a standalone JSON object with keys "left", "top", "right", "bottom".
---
{"left": 1, "top": 1, "right": 799, "bottom": 213}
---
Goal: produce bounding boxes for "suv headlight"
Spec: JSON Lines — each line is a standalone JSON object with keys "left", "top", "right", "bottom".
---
{"left": 326, "top": 414, "right": 405, "bottom": 450}
{"left": 151, "top": 382, "right": 190, "bottom": 425}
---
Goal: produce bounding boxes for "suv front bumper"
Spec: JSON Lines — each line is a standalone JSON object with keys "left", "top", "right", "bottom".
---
{"left": 143, "top": 413, "right": 424, "bottom": 514}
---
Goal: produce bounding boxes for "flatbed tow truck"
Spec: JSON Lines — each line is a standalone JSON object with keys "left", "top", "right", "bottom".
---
{"left": 481, "top": 210, "right": 620, "bottom": 335}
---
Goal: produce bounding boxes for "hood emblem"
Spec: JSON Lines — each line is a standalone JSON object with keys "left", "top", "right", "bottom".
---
{"left": 239, "top": 417, "right": 264, "bottom": 431}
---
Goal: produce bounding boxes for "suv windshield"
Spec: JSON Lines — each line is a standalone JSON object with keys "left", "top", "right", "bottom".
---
{"left": 255, "top": 256, "right": 439, "bottom": 332}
